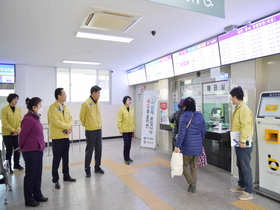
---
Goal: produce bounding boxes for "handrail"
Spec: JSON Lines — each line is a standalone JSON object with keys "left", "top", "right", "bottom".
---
{"left": 43, "top": 121, "right": 83, "bottom": 155}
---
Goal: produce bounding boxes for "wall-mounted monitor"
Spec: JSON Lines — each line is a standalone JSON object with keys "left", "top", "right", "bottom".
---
{"left": 0, "top": 64, "right": 15, "bottom": 84}
{"left": 257, "top": 92, "right": 280, "bottom": 119}
{"left": 172, "top": 37, "right": 221, "bottom": 76}
{"left": 145, "top": 55, "right": 174, "bottom": 82}
{"left": 219, "top": 12, "right": 280, "bottom": 65}
{"left": 127, "top": 65, "right": 147, "bottom": 85}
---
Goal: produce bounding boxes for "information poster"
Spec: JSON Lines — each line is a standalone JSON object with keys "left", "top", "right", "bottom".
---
{"left": 141, "top": 91, "right": 159, "bottom": 148}
{"left": 181, "top": 84, "right": 202, "bottom": 112}
{"left": 160, "top": 102, "right": 169, "bottom": 125}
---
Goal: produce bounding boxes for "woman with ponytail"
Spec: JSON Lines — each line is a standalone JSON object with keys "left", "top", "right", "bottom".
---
{"left": 19, "top": 97, "right": 48, "bottom": 207}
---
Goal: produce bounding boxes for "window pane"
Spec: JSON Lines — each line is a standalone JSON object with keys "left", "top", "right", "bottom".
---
{"left": 71, "top": 69, "right": 97, "bottom": 102}
{"left": 97, "top": 70, "right": 110, "bottom": 102}
{"left": 57, "top": 68, "right": 70, "bottom": 102}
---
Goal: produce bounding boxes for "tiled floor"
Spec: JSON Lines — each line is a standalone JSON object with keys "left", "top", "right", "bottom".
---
{"left": 1, "top": 138, "right": 280, "bottom": 210}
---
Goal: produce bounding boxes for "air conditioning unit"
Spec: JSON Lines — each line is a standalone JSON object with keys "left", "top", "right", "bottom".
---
{"left": 81, "top": 7, "right": 144, "bottom": 32}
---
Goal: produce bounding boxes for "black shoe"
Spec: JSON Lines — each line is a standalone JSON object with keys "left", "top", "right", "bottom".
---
{"left": 9, "top": 168, "right": 14, "bottom": 174}
{"left": 86, "top": 169, "right": 91, "bottom": 177}
{"left": 35, "top": 197, "right": 48, "bottom": 202}
{"left": 14, "top": 164, "right": 24, "bottom": 170}
{"left": 53, "top": 182, "right": 60, "bottom": 189}
{"left": 124, "top": 160, "right": 130, "bottom": 165}
{"left": 128, "top": 159, "right": 133, "bottom": 163}
{"left": 188, "top": 183, "right": 196, "bottom": 193}
{"left": 63, "top": 176, "right": 76, "bottom": 182}
{"left": 95, "top": 167, "right": 104, "bottom": 174}
{"left": 25, "top": 201, "right": 40, "bottom": 207}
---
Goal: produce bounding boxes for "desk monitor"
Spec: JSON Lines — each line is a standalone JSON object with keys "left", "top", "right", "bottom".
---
{"left": 0, "top": 64, "right": 15, "bottom": 84}
{"left": 257, "top": 92, "right": 280, "bottom": 119}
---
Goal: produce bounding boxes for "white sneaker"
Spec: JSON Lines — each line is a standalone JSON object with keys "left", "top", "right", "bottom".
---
{"left": 229, "top": 185, "right": 244, "bottom": 193}
{"left": 239, "top": 192, "right": 253, "bottom": 200}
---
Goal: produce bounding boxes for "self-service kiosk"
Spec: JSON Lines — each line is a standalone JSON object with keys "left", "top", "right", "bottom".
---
{"left": 255, "top": 91, "right": 280, "bottom": 201}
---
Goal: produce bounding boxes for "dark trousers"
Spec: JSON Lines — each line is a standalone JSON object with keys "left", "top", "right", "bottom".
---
{"left": 183, "top": 155, "right": 199, "bottom": 185}
{"left": 123, "top": 132, "right": 132, "bottom": 161}
{"left": 22, "top": 151, "right": 43, "bottom": 204}
{"left": 85, "top": 129, "right": 102, "bottom": 171}
{"left": 235, "top": 143, "right": 253, "bottom": 194}
{"left": 52, "top": 139, "right": 70, "bottom": 182}
{"left": 3, "top": 135, "right": 20, "bottom": 168}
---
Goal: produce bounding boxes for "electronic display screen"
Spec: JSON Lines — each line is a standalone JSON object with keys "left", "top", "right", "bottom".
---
{"left": 127, "top": 65, "right": 147, "bottom": 85}
{"left": 172, "top": 37, "right": 221, "bottom": 76}
{"left": 145, "top": 55, "right": 174, "bottom": 82}
{"left": 0, "top": 64, "right": 15, "bottom": 83}
{"left": 219, "top": 12, "right": 280, "bottom": 65}
{"left": 257, "top": 92, "right": 280, "bottom": 119}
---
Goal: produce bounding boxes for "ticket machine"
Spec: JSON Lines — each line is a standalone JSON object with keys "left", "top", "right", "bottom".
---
{"left": 255, "top": 91, "right": 280, "bottom": 201}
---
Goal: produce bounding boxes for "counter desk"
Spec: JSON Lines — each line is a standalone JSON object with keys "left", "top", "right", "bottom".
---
{"left": 203, "top": 128, "right": 231, "bottom": 171}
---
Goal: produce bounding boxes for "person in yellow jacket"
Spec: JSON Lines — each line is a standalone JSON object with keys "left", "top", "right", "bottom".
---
{"left": 1, "top": 93, "right": 23, "bottom": 172}
{"left": 48, "top": 88, "right": 76, "bottom": 189}
{"left": 80, "top": 85, "right": 103, "bottom": 177}
{"left": 117, "top": 96, "right": 136, "bottom": 165}
{"left": 229, "top": 86, "right": 254, "bottom": 201}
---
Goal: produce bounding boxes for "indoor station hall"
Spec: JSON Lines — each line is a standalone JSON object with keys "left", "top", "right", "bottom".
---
{"left": 1, "top": 138, "right": 280, "bottom": 210}
{"left": 1, "top": 0, "right": 280, "bottom": 210}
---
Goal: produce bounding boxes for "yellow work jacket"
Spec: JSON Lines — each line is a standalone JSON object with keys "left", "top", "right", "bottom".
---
{"left": 1, "top": 105, "right": 22, "bottom": 135}
{"left": 231, "top": 101, "right": 254, "bottom": 143}
{"left": 80, "top": 97, "right": 102, "bottom": 131}
{"left": 117, "top": 105, "right": 136, "bottom": 133}
{"left": 48, "top": 102, "right": 73, "bottom": 139}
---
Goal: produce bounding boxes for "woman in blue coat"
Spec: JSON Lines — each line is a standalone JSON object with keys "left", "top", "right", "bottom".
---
{"left": 174, "top": 97, "right": 206, "bottom": 193}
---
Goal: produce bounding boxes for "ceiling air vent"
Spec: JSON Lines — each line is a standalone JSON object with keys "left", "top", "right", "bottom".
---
{"left": 81, "top": 7, "right": 143, "bottom": 32}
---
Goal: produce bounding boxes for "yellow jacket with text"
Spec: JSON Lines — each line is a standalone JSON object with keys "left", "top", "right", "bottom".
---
{"left": 117, "top": 105, "right": 136, "bottom": 133}
{"left": 80, "top": 97, "right": 102, "bottom": 131}
{"left": 1, "top": 105, "right": 22, "bottom": 136}
{"left": 231, "top": 101, "right": 254, "bottom": 143}
{"left": 48, "top": 102, "right": 73, "bottom": 139}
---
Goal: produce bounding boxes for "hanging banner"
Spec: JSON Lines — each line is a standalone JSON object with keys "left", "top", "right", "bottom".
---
{"left": 160, "top": 102, "right": 169, "bottom": 125}
{"left": 146, "top": 0, "right": 225, "bottom": 18}
{"left": 141, "top": 90, "right": 159, "bottom": 148}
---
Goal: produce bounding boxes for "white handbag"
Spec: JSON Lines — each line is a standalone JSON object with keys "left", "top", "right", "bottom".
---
{"left": 171, "top": 152, "right": 183, "bottom": 178}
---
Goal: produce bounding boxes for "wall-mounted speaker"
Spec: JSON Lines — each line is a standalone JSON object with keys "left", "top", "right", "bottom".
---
{"left": 169, "top": 80, "right": 176, "bottom": 90}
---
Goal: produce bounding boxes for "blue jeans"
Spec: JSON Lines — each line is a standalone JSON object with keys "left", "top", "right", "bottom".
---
{"left": 235, "top": 143, "right": 253, "bottom": 194}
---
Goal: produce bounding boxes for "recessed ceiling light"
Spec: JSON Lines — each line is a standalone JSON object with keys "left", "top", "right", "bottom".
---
{"left": 76, "top": 31, "right": 133, "bottom": 43}
{"left": 63, "top": 60, "right": 100, "bottom": 65}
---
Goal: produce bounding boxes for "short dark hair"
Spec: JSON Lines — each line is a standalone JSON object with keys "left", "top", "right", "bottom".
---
{"left": 183, "top": 97, "right": 196, "bottom": 112}
{"left": 55, "top": 88, "right": 63, "bottom": 100}
{"left": 122, "top": 96, "right": 132, "bottom": 104}
{"left": 25, "top": 97, "right": 42, "bottom": 111}
{"left": 7, "top": 93, "right": 19, "bottom": 103}
{"left": 90, "top": 85, "right": 102, "bottom": 94}
{"left": 230, "top": 86, "right": 244, "bottom": 100}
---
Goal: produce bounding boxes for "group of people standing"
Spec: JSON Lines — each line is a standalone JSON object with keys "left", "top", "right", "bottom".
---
{"left": 170, "top": 86, "right": 254, "bottom": 200}
{"left": 1, "top": 85, "right": 136, "bottom": 207}
{"left": 1, "top": 85, "right": 254, "bottom": 206}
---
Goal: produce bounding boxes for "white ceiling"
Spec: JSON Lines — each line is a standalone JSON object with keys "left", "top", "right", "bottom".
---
{"left": 0, "top": 0, "right": 280, "bottom": 71}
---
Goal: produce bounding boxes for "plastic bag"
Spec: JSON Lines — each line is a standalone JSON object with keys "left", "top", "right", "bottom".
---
{"left": 171, "top": 152, "right": 183, "bottom": 178}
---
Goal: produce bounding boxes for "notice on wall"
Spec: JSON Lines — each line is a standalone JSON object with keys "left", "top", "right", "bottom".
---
{"left": 141, "top": 91, "right": 159, "bottom": 148}
{"left": 203, "top": 81, "right": 229, "bottom": 95}
{"left": 160, "top": 102, "right": 169, "bottom": 125}
{"left": 181, "top": 84, "right": 202, "bottom": 112}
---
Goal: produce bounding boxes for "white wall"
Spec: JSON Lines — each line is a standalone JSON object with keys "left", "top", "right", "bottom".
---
{"left": 15, "top": 65, "right": 130, "bottom": 141}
